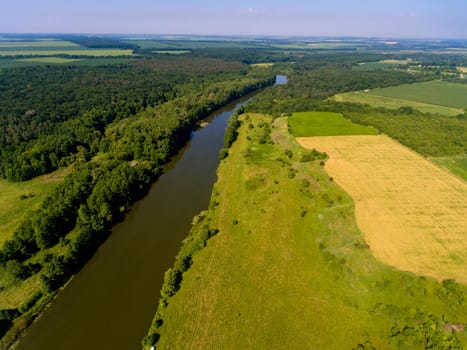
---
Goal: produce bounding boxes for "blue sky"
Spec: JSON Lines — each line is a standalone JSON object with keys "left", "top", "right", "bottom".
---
{"left": 1, "top": 0, "right": 466, "bottom": 38}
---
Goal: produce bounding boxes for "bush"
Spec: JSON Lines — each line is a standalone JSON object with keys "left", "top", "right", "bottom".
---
{"left": 219, "top": 148, "right": 228, "bottom": 160}
{"left": 40, "top": 255, "right": 73, "bottom": 292}
{"left": 161, "top": 268, "right": 183, "bottom": 299}
{"left": 5, "top": 260, "right": 38, "bottom": 281}
{"left": 142, "top": 332, "right": 160, "bottom": 347}
{"left": 0, "top": 309, "right": 19, "bottom": 338}
{"left": 18, "top": 292, "right": 43, "bottom": 314}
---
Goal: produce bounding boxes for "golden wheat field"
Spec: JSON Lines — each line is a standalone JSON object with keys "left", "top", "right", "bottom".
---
{"left": 297, "top": 135, "right": 467, "bottom": 284}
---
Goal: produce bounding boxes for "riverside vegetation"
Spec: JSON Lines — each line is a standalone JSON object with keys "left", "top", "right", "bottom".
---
{"left": 0, "top": 54, "right": 274, "bottom": 348}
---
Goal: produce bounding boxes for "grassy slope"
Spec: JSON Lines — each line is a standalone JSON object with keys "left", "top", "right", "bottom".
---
{"left": 352, "top": 60, "right": 410, "bottom": 71}
{"left": 289, "top": 111, "right": 378, "bottom": 137}
{"left": 0, "top": 168, "right": 69, "bottom": 310}
{"left": 151, "top": 114, "right": 466, "bottom": 350}
{"left": 431, "top": 155, "right": 467, "bottom": 181}
{"left": 0, "top": 168, "right": 68, "bottom": 247}
{"left": 332, "top": 91, "right": 462, "bottom": 116}
{"left": 367, "top": 80, "right": 467, "bottom": 109}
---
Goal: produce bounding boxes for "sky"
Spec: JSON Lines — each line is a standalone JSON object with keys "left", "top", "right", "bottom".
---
{"left": 1, "top": 0, "right": 466, "bottom": 39}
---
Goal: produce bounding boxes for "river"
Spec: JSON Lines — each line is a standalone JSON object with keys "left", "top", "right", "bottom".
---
{"left": 14, "top": 76, "right": 287, "bottom": 350}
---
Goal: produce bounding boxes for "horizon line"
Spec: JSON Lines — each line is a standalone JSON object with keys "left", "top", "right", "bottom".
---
{"left": 1, "top": 32, "right": 467, "bottom": 41}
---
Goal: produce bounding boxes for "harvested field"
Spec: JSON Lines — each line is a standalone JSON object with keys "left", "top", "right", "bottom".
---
{"left": 297, "top": 135, "right": 467, "bottom": 284}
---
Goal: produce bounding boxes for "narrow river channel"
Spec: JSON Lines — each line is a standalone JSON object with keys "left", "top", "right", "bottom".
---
{"left": 15, "top": 76, "right": 286, "bottom": 350}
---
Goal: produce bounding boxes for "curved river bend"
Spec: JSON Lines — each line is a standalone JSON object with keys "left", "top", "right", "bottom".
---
{"left": 15, "top": 76, "right": 287, "bottom": 350}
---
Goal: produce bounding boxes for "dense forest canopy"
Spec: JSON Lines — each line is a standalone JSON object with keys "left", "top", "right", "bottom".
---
{"left": 0, "top": 57, "right": 254, "bottom": 181}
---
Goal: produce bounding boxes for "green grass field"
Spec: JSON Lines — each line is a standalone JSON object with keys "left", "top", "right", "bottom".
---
{"left": 366, "top": 81, "right": 467, "bottom": 109}
{"left": 146, "top": 114, "right": 467, "bottom": 350}
{"left": 288, "top": 111, "right": 378, "bottom": 136}
{"left": 0, "top": 41, "right": 80, "bottom": 48}
{"left": 0, "top": 168, "right": 68, "bottom": 247}
{"left": 152, "top": 50, "right": 190, "bottom": 55}
{"left": 126, "top": 39, "right": 254, "bottom": 50}
{"left": 0, "top": 49, "right": 134, "bottom": 57}
{"left": 18, "top": 57, "right": 82, "bottom": 64}
{"left": 0, "top": 57, "right": 138, "bottom": 69}
{"left": 332, "top": 91, "right": 463, "bottom": 116}
{"left": 352, "top": 59, "right": 413, "bottom": 71}
{"left": 431, "top": 155, "right": 467, "bottom": 182}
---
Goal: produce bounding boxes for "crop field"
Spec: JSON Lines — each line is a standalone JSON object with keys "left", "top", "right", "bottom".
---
{"left": 250, "top": 63, "right": 274, "bottom": 68}
{"left": 458, "top": 67, "right": 467, "bottom": 73}
{"left": 152, "top": 50, "right": 189, "bottom": 55}
{"left": 353, "top": 59, "right": 412, "bottom": 71}
{"left": 148, "top": 115, "right": 467, "bottom": 350}
{"left": 288, "top": 111, "right": 378, "bottom": 136}
{"left": 0, "top": 40, "right": 80, "bottom": 48}
{"left": 18, "top": 57, "right": 82, "bottom": 64}
{"left": 0, "top": 49, "right": 134, "bottom": 57}
{"left": 0, "top": 57, "right": 138, "bottom": 69}
{"left": 331, "top": 91, "right": 463, "bottom": 116}
{"left": 126, "top": 39, "right": 254, "bottom": 50}
{"left": 0, "top": 168, "right": 68, "bottom": 247}
{"left": 363, "top": 80, "right": 467, "bottom": 109}
{"left": 297, "top": 135, "right": 467, "bottom": 284}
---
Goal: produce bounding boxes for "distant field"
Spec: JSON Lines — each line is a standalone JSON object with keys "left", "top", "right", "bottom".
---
{"left": 353, "top": 59, "right": 412, "bottom": 71}
{"left": 18, "top": 57, "right": 82, "bottom": 64}
{"left": 250, "top": 63, "right": 274, "bottom": 68}
{"left": 152, "top": 50, "right": 189, "bottom": 55}
{"left": 365, "top": 80, "right": 467, "bottom": 109}
{"left": 0, "top": 49, "right": 134, "bottom": 57}
{"left": 298, "top": 135, "right": 467, "bottom": 284}
{"left": 0, "top": 57, "right": 138, "bottom": 69}
{"left": 126, "top": 39, "right": 254, "bottom": 50}
{"left": 0, "top": 168, "right": 68, "bottom": 247}
{"left": 0, "top": 40, "right": 80, "bottom": 48}
{"left": 332, "top": 91, "right": 463, "bottom": 116}
{"left": 288, "top": 111, "right": 377, "bottom": 136}
{"left": 431, "top": 155, "right": 467, "bottom": 181}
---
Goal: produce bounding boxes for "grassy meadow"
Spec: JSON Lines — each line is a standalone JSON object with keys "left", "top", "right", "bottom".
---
{"left": 0, "top": 49, "right": 134, "bottom": 57}
{"left": 353, "top": 59, "right": 412, "bottom": 71}
{"left": 17, "top": 57, "right": 82, "bottom": 64}
{"left": 0, "top": 41, "right": 80, "bottom": 48}
{"left": 365, "top": 80, "right": 467, "bottom": 109}
{"left": 0, "top": 57, "right": 138, "bottom": 69}
{"left": 331, "top": 91, "right": 463, "bottom": 116}
{"left": 0, "top": 168, "right": 68, "bottom": 247}
{"left": 288, "top": 111, "right": 378, "bottom": 136}
{"left": 146, "top": 114, "right": 467, "bottom": 349}
{"left": 0, "top": 40, "right": 135, "bottom": 64}
{"left": 0, "top": 168, "right": 69, "bottom": 311}
{"left": 431, "top": 155, "right": 467, "bottom": 181}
